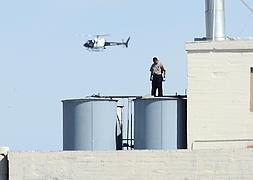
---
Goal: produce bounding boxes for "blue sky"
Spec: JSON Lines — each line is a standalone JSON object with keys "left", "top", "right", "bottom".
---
{"left": 0, "top": 0, "right": 253, "bottom": 151}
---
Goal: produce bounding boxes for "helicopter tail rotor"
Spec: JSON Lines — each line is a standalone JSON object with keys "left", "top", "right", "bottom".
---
{"left": 124, "top": 37, "right": 130, "bottom": 48}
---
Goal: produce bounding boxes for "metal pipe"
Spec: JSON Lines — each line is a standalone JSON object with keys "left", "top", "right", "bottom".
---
{"left": 205, "top": 0, "right": 213, "bottom": 40}
{"left": 205, "top": 0, "right": 225, "bottom": 41}
{"left": 130, "top": 100, "right": 133, "bottom": 149}
{"left": 126, "top": 99, "right": 130, "bottom": 150}
{"left": 214, "top": 0, "right": 225, "bottom": 40}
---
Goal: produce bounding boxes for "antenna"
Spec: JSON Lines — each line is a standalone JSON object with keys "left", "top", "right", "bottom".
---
{"left": 240, "top": 0, "right": 253, "bottom": 14}
{"left": 205, "top": 0, "right": 225, "bottom": 41}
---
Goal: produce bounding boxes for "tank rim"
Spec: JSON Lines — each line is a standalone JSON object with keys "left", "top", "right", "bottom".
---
{"left": 62, "top": 98, "right": 118, "bottom": 102}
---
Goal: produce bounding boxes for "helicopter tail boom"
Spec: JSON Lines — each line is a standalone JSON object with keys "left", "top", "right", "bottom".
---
{"left": 103, "top": 37, "right": 130, "bottom": 48}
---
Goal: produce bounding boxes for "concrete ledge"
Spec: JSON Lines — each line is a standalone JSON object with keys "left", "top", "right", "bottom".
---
{"left": 8, "top": 149, "right": 253, "bottom": 180}
{"left": 186, "top": 40, "right": 253, "bottom": 52}
{"left": 192, "top": 139, "right": 253, "bottom": 150}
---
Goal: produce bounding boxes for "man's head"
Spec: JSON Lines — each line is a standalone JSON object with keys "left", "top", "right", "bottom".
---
{"left": 153, "top": 57, "right": 159, "bottom": 64}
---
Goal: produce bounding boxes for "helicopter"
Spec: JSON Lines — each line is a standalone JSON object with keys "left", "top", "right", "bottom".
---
{"left": 83, "top": 35, "right": 130, "bottom": 51}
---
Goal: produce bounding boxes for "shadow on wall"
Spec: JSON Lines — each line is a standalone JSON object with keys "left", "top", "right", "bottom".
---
{"left": 0, "top": 155, "right": 8, "bottom": 180}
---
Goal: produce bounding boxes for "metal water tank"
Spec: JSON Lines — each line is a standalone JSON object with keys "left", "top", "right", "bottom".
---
{"left": 134, "top": 97, "right": 187, "bottom": 150}
{"left": 63, "top": 98, "right": 117, "bottom": 151}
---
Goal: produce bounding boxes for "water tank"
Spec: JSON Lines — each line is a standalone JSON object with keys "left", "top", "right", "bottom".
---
{"left": 134, "top": 97, "right": 187, "bottom": 150}
{"left": 0, "top": 147, "right": 8, "bottom": 180}
{"left": 63, "top": 98, "right": 117, "bottom": 151}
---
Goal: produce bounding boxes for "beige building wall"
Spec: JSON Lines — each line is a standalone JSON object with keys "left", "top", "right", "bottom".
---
{"left": 186, "top": 40, "right": 253, "bottom": 149}
{"left": 8, "top": 150, "right": 253, "bottom": 180}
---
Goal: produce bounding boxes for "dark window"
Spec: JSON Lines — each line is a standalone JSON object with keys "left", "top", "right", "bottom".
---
{"left": 251, "top": 67, "right": 253, "bottom": 112}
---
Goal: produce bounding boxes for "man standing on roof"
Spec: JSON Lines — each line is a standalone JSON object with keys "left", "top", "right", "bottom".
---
{"left": 150, "top": 57, "right": 166, "bottom": 97}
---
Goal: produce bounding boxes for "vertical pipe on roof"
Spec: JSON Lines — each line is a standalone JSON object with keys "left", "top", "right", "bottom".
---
{"left": 205, "top": 0, "right": 225, "bottom": 41}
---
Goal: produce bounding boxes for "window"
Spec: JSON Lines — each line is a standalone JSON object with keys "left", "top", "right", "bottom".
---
{"left": 251, "top": 67, "right": 253, "bottom": 112}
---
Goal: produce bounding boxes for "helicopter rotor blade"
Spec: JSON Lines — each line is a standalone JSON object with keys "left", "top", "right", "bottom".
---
{"left": 93, "top": 34, "right": 110, "bottom": 38}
